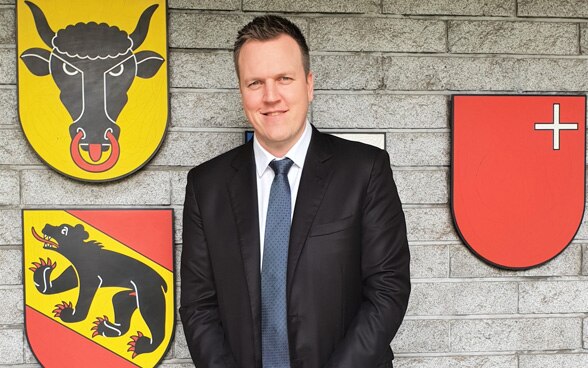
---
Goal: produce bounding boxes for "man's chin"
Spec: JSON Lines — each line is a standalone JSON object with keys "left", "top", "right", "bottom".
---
{"left": 256, "top": 134, "right": 298, "bottom": 156}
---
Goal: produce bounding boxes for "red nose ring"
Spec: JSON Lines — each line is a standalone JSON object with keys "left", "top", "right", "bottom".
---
{"left": 70, "top": 130, "right": 120, "bottom": 172}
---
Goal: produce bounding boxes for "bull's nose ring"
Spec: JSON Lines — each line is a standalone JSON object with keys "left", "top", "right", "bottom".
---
{"left": 76, "top": 127, "right": 87, "bottom": 139}
{"left": 104, "top": 128, "right": 113, "bottom": 140}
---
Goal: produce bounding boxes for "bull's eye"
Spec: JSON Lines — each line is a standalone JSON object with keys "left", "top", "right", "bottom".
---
{"left": 62, "top": 63, "right": 79, "bottom": 76}
{"left": 61, "top": 227, "right": 68, "bottom": 236}
{"left": 109, "top": 64, "right": 124, "bottom": 77}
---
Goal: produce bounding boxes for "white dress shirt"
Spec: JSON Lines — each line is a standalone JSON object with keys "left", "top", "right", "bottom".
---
{"left": 253, "top": 121, "right": 312, "bottom": 267}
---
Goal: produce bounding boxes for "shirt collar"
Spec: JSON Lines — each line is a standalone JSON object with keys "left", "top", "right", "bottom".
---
{"left": 253, "top": 120, "right": 312, "bottom": 177}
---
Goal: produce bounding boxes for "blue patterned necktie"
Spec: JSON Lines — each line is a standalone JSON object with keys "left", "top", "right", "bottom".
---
{"left": 261, "top": 158, "right": 294, "bottom": 368}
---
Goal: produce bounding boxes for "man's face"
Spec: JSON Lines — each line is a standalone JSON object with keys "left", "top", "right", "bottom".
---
{"left": 238, "top": 34, "right": 314, "bottom": 157}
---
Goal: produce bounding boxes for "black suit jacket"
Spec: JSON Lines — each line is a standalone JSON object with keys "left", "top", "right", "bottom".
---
{"left": 180, "top": 127, "right": 411, "bottom": 368}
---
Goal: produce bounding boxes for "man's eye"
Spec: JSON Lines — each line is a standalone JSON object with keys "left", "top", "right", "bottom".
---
{"left": 248, "top": 81, "right": 261, "bottom": 88}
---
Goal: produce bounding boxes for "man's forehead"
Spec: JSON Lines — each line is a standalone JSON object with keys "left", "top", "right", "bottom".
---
{"left": 240, "top": 34, "right": 300, "bottom": 54}
{"left": 238, "top": 34, "right": 304, "bottom": 76}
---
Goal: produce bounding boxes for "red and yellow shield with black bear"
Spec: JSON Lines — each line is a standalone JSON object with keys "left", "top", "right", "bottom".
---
{"left": 17, "top": 0, "right": 168, "bottom": 181}
{"left": 23, "top": 209, "right": 174, "bottom": 368}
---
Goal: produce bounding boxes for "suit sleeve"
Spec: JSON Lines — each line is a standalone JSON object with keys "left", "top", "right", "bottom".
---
{"left": 325, "top": 150, "right": 411, "bottom": 367}
{"left": 179, "top": 169, "right": 238, "bottom": 368}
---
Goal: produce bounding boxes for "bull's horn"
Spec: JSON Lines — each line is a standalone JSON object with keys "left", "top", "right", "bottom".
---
{"left": 130, "top": 4, "right": 158, "bottom": 50}
{"left": 24, "top": 1, "right": 55, "bottom": 48}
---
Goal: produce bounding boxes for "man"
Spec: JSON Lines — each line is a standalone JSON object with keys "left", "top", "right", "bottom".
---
{"left": 180, "top": 15, "right": 410, "bottom": 368}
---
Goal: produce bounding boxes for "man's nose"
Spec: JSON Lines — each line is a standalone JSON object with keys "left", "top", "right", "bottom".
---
{"left": 262, "top": 81, "right": 280, "bottom": 103}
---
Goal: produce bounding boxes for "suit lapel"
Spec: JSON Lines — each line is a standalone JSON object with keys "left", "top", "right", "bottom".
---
{"left": 287, "top": 129, "right": 334, "bottom": 296}
{"left": 226, "top": 142, "right": 262, "bottom": 363}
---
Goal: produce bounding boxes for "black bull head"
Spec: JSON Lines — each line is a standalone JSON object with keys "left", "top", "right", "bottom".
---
{"left": 20, "top": 1, "right": 164, "bottom": 172}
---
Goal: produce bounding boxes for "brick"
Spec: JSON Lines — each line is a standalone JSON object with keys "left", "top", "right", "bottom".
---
{"left": 0, "top": 48, "right": 15, "bottom": 84}
{"left": 175, "top": 283, "right": 182, "bottom": 320}
{"left": 171, "top": 91, "right": 246, "bottom": 129}
{"left": 173, "top": 323, "right": 191, "bottom": 359}
{"left": 159, "top": 363, "right": 197, "bottom": 368}
{"left": 312, "top": 55, "right": 381, "bottom": 90}
{"left": 152, "top": 131, "right": 242, "bottom": 167}
{"left": 394, "top": 169, "right": 448, "bottom": 204}
{"left": 0, "top": 129, "right": 39, "bottom": 165}
{"left": 396, "top": 355, "right": 517, "bottom": 368}
{"left": 519, "top": 354, "right": 588, "bottom": 367}
{"left": 243, "top": 0, "right": 378, "bottom": 13}
{"left": 169, "top": 0, "right": 240, "bottom": 10}
{"left": 0, "top": 248, "right": 22, "bottom": 284}
{"left": 0, "top": 88, "right": 17, "bottom": 125}
{"left": 312, "top": 94, "right": 448, "bottom": 129}
{"left": 387, "top": 132, "right": 450, "bottom": 167}
{"left": 391, "top": 319, "right": 450, "bottom": 353}
{"left": 518, "top": 0, "right": 588, "bottom": 18}
{"left": 0, "top": 209, "right": 21, "bottom": 245}
{"left": 407, "top": 281, "right": 517, "bottom": 316}
{"left": 384, "top": 0, "right": 514, "bottom": 16}
{"left": 585, "top": 317, "right": 588, "bottom": 348}
{"left": 0, "top": 169, "right": 18, "bottom": 205}
{"left": 170, "top": 13, "right": 250, "bottom": 49}
{"left": 309, "top": 17, "right": 445, "bottom": 53}
{"left": 581, "top": 24, "right": 588, "bottom": 55}
{"left": 21, "top": 170, "right": 171, "bottom": 205}
{"left": 409, "top": 245, "right": 449, "bottom": 278}
{"left": 452, "top": 243, "right": 582, "bottom": 277}
{"left": 174, "top": 206, "right": 182, "bottom": 244}
{"left": 163, "top": 345, "right": 175, "bottom": 362}
{"left": 175, "top": 246, "right": 182, "bottom": 283}
{"left": 0, "top": 7, "right": 14, "bottom": 44}
{"left": 0, "top": 288, "right": 23, "bottom": 324}
{"left": 404, "top": 207, "right": 458, "bottom": 242}
{"left": 577, "top": 216, "right": 588, "bottom": 240}
{"left": 451, "top": 318, "right": 582, "bottom": 351}
{"left": 171, "top": 170, "right": 190, "bottom": 205}
{"left": 384, "top": 56, "right": 588, "bottom": 91}
{"left": 24, "top": 341, "right": 38, "bottom": 364}
{"left": 0, "top": 329, "right": 23, "bottom": 364}
{"left": 170, "top": 51, "right": 236, "bottom": 89}
{"left": 170, "top": 13, "right": 307, "bottom": 49}
{"left": 449, "top": 21, "right": 578, "bottom": 55}
{"left": 582, "top": 244, "right": 588, "bottom": 274}
{"left": 519, "top": 280, "right": 588, "bottom": 313}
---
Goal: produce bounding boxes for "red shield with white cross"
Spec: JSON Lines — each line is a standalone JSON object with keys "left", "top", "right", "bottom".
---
{"left": 452, "top": 95, "right": 586, "bottom": 269}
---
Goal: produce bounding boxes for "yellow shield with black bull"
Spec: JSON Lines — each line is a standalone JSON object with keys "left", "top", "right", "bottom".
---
{"left": 17, "top": 0, "right": 168, "bottom": 181}
{"left": 23, "top": 209, "right": 174, "bottom": 368}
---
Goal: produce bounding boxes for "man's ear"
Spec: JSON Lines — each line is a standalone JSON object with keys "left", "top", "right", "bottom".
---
{"left": 20, "top": 48, "right": 51, "bottom": 76}
{"left": 135, "top": 50, "right": 164, "bottom": 78}
{"left": 306, "top": 71, "right": 314, "bottom": 102}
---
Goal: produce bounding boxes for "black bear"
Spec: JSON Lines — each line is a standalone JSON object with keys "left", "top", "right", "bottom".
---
{"left": 30, "top": 223, "right": 167, "bottom": 358}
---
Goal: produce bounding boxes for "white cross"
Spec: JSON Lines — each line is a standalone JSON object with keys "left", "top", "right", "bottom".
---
{"left": 534, "top": 103, "right": 578, "bottom": 150}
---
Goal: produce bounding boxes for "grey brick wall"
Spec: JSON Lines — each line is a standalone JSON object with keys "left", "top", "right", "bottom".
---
{"left": 1, "top": 0, "right": 588, "bottom": 366}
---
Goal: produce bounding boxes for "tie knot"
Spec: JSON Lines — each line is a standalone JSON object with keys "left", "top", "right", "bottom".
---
{"left": 269, "top": 158, "right": 294, "bottom": 175}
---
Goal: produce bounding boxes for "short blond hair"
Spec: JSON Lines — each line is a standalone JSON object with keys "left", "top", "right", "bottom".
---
{"left": 233, "top": 15, "right": 310, "bottom": 78}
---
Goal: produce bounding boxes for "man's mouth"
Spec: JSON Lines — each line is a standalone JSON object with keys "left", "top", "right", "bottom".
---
{"left": 262, "top": 110, "right": 287, "bottom": 116}
{"left": 31, "top": 227, "right": 59, "bottom": 249}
